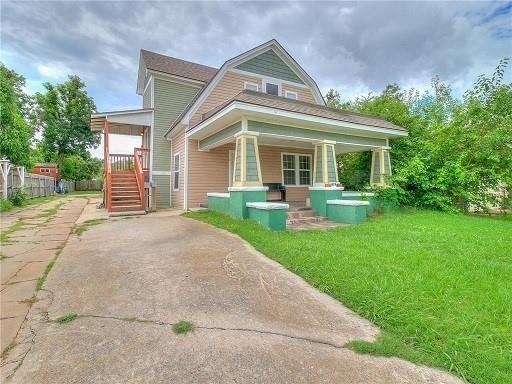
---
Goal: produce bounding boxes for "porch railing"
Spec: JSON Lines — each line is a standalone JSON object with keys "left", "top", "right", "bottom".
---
{"left": 135, "top": 147, "right": 150, "bottom": 181}
{"left": 109, "top": 154, "right": 134, "bottom": 172}
{"left": 133, "top": 148, "right": 145, "bottom": 210}
{"left": 105, "top": 161, "right": 112, "bottom": 211}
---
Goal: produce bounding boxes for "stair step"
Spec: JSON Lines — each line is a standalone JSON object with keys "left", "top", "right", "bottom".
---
{"left": 287, "top": 210, "right": 316, "bottom": 219}
{"left": 112, "top": 199, "right": 141, "bottom": 205}
{"left": 286, "top": 216, "right": 328, "bottom": 225}
{"left": 110, "top": 205, "right": 144, "bottom": 212}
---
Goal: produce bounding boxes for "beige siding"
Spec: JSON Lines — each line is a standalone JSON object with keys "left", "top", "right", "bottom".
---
{"left": 187, "top": 143, "right": 313, "bottom": 208}
{"left": 189, "top": 72, "right": 262, "bottom": 126}
{"left": 259, "top": 145, "right": 314, "bottom": 203}
{"left": 282, "top": 83, "right": 317, "bottom": 104}
{"left": 187, "top": 139, "right": 235, "bottom": 208}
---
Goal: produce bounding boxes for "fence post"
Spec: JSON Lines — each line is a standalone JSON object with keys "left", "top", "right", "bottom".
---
{"left": 0, "top": 160, "right": 11, "bottom": 199}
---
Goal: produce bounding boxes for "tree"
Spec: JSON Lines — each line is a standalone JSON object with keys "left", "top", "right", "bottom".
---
{"left": 61, "top": 154, "right": 103, "bottom": 181}
{"left": 35, "top": 76, "right": 100, "bottom": 167}
{"left": 330, "top": 59, "right": 512, "bottom": 212}
{"left": 0, "top": 64, "right": 34, "bottom": 167}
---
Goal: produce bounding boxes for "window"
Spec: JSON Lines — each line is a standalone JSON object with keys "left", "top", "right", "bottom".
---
{"left": 244, "top": 82, "right": 259, "bottom": 92}
{"left": 281, "top": 153, "right": 312, "bottom": 186}
{"left": 285, "top": 91, "right": 298, "bottom": 100}
{"left": 265, "top": 82, "right": 279, "bottom": 96}
{"left": 172, "top": 153, "right": 180, "bottom": 191}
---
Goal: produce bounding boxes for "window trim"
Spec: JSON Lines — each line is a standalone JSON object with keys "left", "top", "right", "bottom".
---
{"left": 281, "top": 152, "right": 312, "bottom": 187}
{"left": 172, "top": 152, "right": 180, "bottom": 191}
{"left": 284, "top": 90, "right": 298, "bottom": 100}
{"left": 244, "top": 81, "right": 259, "bottom": 92}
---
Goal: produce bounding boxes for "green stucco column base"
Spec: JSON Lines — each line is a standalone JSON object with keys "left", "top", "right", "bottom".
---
{"left": 207, "top": 194, "right": 231, "bottom": 214}
{"left": 309, "top": 187, "right": 344, "bottom": 217}
{"left": 246, "top": 203, "right": 289, "bottom": 231}
{"left": 228, "top": 187, "right": 268, "bottom": 219}
{"left": 341, "top": 191, "right": 377, "bottom": 214}
{"left": 326, "top": 200, "right": 370, "bottom": 224}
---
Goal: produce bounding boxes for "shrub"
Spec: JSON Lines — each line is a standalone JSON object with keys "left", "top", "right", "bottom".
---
{"left": 8, "top": 187, "right": 27, "bottom": 206}
{"left": 0, "top": 198, "right": 13, "bottom": 212}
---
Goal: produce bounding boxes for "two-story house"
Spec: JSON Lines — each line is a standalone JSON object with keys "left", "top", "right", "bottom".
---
{"left": 91, "top": 39, "right": 407, "bottom": 215}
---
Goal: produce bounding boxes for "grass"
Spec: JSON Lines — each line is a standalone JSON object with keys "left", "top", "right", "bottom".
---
{"left": 0, "top": 191, "right": 101, "bottom": 213}
{"left": 184, "top": 209, "right": 512, "bottom": 384}
{"left": 172, "top": 320, "right": 195, "bottom": 335}
{"left": 66, "top": 190, "right": 102, "bottom": 196}
{"left": 1, "top": 341, "right": 17, "bottom": 358}
{"left": 36, "top": 259, "right": 56, "bottom": 290}
{"left": 0, "top": 219, "right": 24, "bottom": 243}
{"left": 0, "top": 198, "right": 14, "bottom": 212}
{"left": 36, "top": 202, "right": 64, "bottom": 218}
{"left": 73, "top": 218, "right": 107, "bottom": 236}
{"left": 55, "top": 313, "right": 77, "bottom": 324}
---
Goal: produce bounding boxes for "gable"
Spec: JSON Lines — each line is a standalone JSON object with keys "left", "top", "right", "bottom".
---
{"left": 234, "top": 49, "right": 304, "bottom": 84}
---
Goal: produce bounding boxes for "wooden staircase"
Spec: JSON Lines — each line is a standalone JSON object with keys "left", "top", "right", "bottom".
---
{"left": 110, "top": 171, "right": 145, "bottom": 214}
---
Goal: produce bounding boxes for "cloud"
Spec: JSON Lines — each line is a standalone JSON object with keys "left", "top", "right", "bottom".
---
{"left": 1, "top": 0, "right": 510, "bottom": 155}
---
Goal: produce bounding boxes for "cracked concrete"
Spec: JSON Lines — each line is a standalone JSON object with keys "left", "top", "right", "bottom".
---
{"left": 0, "top": 197, "right": 91, "bottom": 355}
{"left": 2, "top": 212, "right": 462, "bottom": 383}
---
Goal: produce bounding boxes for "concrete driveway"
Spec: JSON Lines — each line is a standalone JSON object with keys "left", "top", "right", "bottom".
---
{"left": 2, "top": 214, "right": 461, "bottom": 383}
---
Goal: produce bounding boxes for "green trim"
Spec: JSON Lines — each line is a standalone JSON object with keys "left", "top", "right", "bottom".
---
{"left": 207, "top": 196, "right": 230, "bottom": 214}
{"left": 247, "top": 206, "right": 287, "bottom": 230}
{"left": 245, "top": 137, "right": 259, "bottom": 181}
{"left": 326, "top": 145, "right": 337, "bottom": 182}
{"left": 228, "top": 190, "right": 267, "bottom": 219}
{"left": 198, "top": 122, "right": 241, "bottom": 150}
{"left": 235, "top": 49, "right": 304, "bottom": 84}
{"left": 248, "top": 121, "right": 387, "bottom": 147}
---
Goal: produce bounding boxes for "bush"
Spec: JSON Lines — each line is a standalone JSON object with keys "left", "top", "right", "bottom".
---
{"left": 8, "top": 187, "right": 27, "bottom": 206}
{"left": 0, "top": 198, "right": 14, "bottom": 212}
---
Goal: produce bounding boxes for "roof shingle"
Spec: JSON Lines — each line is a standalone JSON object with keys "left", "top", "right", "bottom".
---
{"left": 141, "top": 49, "right": 217, "bottom": 83}
{"left": 198, "top": 90, "right": 406, "bottom": 132}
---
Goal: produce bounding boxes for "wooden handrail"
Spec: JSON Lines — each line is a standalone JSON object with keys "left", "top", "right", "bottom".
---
{"left": 133, "top": 148, "right": 145, "bottom": 211}
{"left": 134, "top": 147, "right": 150, "bottom": 171}
{"left": 106, "top": 160, "right": 112, "bottom": 211}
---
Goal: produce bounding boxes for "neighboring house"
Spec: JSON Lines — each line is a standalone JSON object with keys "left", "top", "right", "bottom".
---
{"left": 32, "top": 163, "right": 59, "bottom": 180}
{"left": 91, "top": 39, "right": 407, "bottom": 214}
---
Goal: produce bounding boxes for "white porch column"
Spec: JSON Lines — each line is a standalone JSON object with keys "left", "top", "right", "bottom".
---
{"left": 313, "top": 141, "right": 338, "bottom": 186}
{"left": 232, "top": 132, "right": 262, "bottom": 188}
{"left": 370, "top": 148, "right": 391, "bottom": 187}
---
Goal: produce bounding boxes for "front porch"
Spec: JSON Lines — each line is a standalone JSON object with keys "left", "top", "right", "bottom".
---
{"left": 90, "top": 109, "right": 153, "bottom": 215}
{"left": 186, "top": 93, "right": 406, "bottom": 229}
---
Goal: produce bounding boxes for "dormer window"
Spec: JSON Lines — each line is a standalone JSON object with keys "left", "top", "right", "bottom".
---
{"left": 265, "top": 82, "right": 279, "bottom": 96}
{"left": 244, "top": 82, "right": 259, "bottom": 92}
{"left": 285, "top": 90, "right": 298, "bottom": 100}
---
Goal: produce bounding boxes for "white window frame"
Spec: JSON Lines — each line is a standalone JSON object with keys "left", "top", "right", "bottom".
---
{"left": 284, "top": 90, "right": 298, "bottom": 100}
{"left": 244, "top": 81, "right": 259, "bottom": 92}
{"left": 263, "top": 77, "right": 281, "bottom": 96}
{"left": 172, "top": 152, "right": 180, "bottom": 191}
{"left": 281, "top": 152, "right": 312, "bottom": 187}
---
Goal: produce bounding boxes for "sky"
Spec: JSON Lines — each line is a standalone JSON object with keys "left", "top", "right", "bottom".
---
{"left": 1, "top": 1, "right": 511, "bottom": 157}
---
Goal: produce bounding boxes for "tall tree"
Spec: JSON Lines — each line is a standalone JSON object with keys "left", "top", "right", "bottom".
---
{"left": 35, "top": 75, "right": 100, "bottom": 166}
{"left": 0, "top": 64, "right": 34, "bottom": 167}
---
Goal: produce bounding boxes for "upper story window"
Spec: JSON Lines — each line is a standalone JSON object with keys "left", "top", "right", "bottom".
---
{"left": 265, "top": 82, "right": 279, "bottom": 96}
{"left": 285, "top": 90, "right": 298, "bottom": 100}
{"left": 244, "top": 82, "right": 259, "bottom": 92}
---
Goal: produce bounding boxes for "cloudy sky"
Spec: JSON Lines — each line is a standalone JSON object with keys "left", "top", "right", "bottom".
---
{"left": 1, "top": 1, "right": 511, "bottom": 156}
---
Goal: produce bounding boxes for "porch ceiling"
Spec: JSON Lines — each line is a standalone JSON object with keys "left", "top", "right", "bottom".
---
{"left": 90, "top": 108, "right": 153, "bottom": 136}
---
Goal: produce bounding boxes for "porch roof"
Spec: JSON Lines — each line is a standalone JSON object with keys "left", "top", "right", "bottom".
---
{"left": 191, "top": 90, "right": 407, "bottom": 136}
{"left": 90, "top": 108, "right": 153, "bottom": 136}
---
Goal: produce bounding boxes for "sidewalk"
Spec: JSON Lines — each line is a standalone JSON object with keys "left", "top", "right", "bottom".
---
{"left": 0, "top": 197, "right": 93, "bottom": 352}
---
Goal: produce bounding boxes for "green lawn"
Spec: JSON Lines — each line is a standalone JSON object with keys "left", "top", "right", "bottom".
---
{"left": 184, "top": 209, "right": 512, "bottom": 384}
{"left": 0, "top": 191, "right": 102, "bottom": 212}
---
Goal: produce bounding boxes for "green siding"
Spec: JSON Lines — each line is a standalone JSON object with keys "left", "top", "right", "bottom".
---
{"left": 235, "top": 49, "right": 304, "bottom": 84}
{"left": 326, "top": 145, "right": 337, "bottom": 183}
{"left": 315, "top": 146, "right": 323, "bottom": 182}
{"left": 153, "top": 78, "right": 199, "bottom": 207}
{"left": 198, "top": 122, "right": 241, "bottom": 150}
{"left": 153, "top": 175, "right": 170, "bottom": 208}
{"left": 248, "top": 121, "right": 387, "bottom": 147}
{"left": 372, "top": 151, "right": 381, "bottom": 184}
{"left": 142, "top": 82, "right": 152, "bottom": 109}
{"left": 245, "top": 137, "right": 259, "bottom": 181}
{"left": 234, "top": 139, "right": 241, "bottom": 182}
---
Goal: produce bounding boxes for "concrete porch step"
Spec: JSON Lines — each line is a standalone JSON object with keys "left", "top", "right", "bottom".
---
{"left": 286, "top": 209, "right": 316, "bottom": 219}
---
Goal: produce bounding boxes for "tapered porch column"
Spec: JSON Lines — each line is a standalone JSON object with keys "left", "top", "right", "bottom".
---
{"left": 229, "top": 132, "right": 267, "bottom": 219}
{"left": 313, "top": 141, "right": 338, "bottom": 186}
{"left": 231, "top": 132, "right": 263, "bottom": 187}
{"left": 370, "top": 148, "right": 391, "bottom": 187}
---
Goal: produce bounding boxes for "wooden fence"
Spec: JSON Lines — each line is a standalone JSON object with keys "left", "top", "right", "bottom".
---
{"left": 0, "top": 164, "right": 55, "bottom": 199}
{"left": 60, "top": 179, "right": 103, "bottom": 192}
